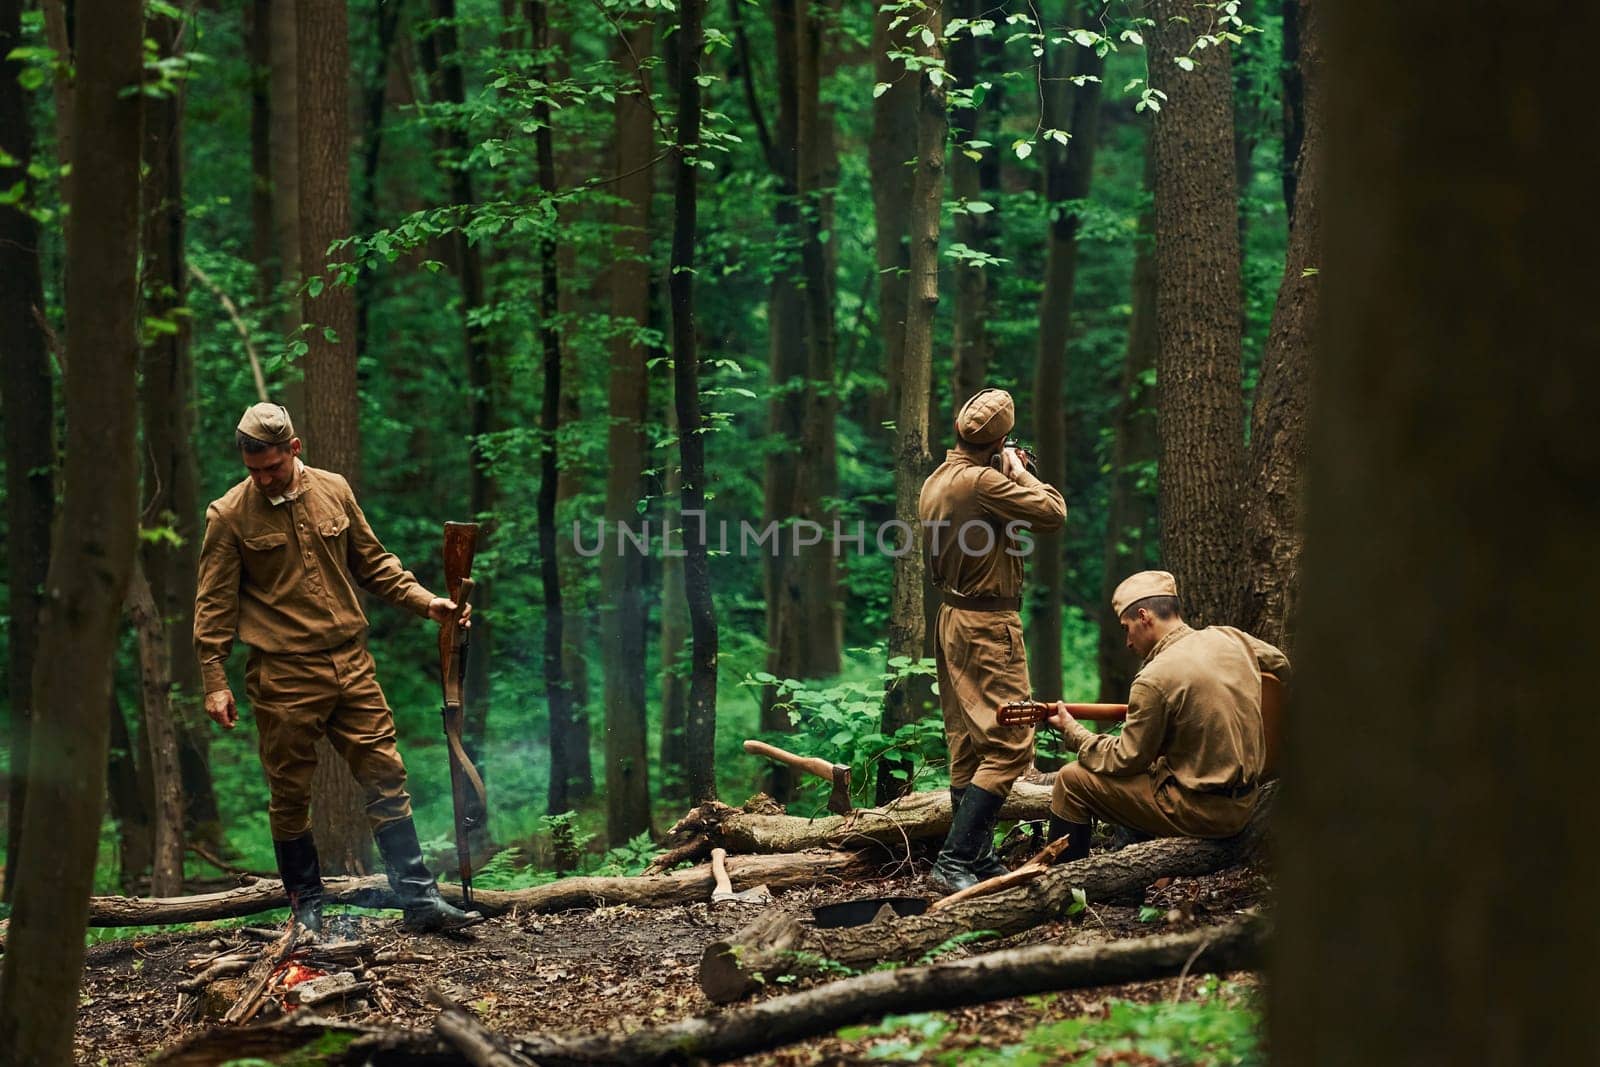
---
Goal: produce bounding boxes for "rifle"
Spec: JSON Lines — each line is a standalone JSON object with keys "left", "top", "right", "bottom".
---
{"left": 438, "top": 521, "right": 489, "bottom": 905}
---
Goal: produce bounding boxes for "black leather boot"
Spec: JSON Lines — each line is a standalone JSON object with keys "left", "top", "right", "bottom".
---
{"left": 374, "top": 817, "right": 479, "bottom": 932}
{"left": 929, "top": 786, "right": 1006, "bottom": 894}
{"left": 951, "top": 786, "right": 1009, "bottom": 880}
{"left": 1107, "top": 823, "right": 1154, "bottom": 852}
{"left": 273, "top": 834, "right": 324, "bottom": 934}
{"left": 1047, "top": 814, "right": 1092, "bottom": 862}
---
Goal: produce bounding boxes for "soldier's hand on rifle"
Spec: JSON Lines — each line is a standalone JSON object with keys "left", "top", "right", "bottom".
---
{"left": 1001, "top": 446, "right": 1027, "bottom": 480}
{"left": 205, "top": 688, "right": 238, "bottom": 729}
{"left": 427, "top": 597, "right": 472, "bottom": 628}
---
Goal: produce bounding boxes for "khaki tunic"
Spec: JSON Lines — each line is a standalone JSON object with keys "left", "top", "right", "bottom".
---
{"left": 919, "top": 451, "right": 1067, "bottom": 794}
{"left": 1053, "top": 623, "right": 1289, "bottom": 837}
{"left": 194, "top": 464, "right": 435, "bottom": 839}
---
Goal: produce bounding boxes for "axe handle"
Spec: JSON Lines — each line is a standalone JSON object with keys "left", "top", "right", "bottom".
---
{"left": 742, "top": 740, "right": 838, "bottom": 783}
{"left": 709, "top": 847, "right": 733, "bottom": 896}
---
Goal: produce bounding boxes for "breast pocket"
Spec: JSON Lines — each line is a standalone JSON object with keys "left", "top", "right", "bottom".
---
{"left": 318, "top": 513, "right": 350, "bottom": 552}
{"left": 241, "top": 530, "right": 289, "bottom": 587}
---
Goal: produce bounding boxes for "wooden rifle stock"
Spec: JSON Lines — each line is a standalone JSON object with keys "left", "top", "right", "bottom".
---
{"left": 439, "top": 522, "right": 487, "bottom": 905}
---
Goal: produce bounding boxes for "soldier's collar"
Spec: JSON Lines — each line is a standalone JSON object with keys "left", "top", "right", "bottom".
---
{"left": 265, "top": 458, "right": 308, "bottom": 506}
{"left": 1143, "top": 622, "right": 1194, "bottom": 667}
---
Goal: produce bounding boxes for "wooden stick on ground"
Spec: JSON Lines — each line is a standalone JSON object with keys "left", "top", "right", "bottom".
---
{"left": 699, "top": 785, "right": 1274, "bottom": 1003}
{"left": 222, "top": 921, "right": 301, "bottom": 1025}
{"left": 930, "top": 836, "right": 1072, "bottom": 911}
{"left": 428, "top": 989, "right": 539, "bottom": 1067}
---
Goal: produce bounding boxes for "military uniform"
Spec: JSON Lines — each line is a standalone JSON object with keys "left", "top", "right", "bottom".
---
{"left": 194, "top": 460, "right": 434, "bottom": 840}
{"left": 920, "top": 451, "right": 1066, "bottom": 793}
{"left": 1053, "top": 619, "right": 1289, "bottom": 839}
{"left": 920, "top": 388, "right": 1067, "bottom": 893}
{"left": 193, "top": 403, "right": 476, "bottom": 934}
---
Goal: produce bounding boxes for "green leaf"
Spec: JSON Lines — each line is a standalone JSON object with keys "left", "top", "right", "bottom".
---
{"left": 873, "top": 81, "right": 892, "bottom": 98}
{"left": 964, "top": 200, "right": 994, "bottom": 214}
{"left": 1012, "top": 139, "right": 1033, "bottom": 160}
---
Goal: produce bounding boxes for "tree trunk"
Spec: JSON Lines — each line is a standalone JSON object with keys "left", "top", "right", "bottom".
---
{"left": 868, "top": 2, "right": 916, "bottom": 439}
{"left": 1029, "top": 18, "right": 1104, "bottom": 702}
{"left": 947, "top": 0, "right": 993, "bottom": 410}
{"left": 669, "top": 0, "right": 719, "bottom": 804}
{"left": 529, "top": 0, "right": 576, "bottom": 819}
{"left": 141, "top": 1, "right": 222, "bottom": 851}
{"left": 248, "top": 0, "right": 274, "bottom": 298}
{"left": 793, "top": 0, "right": 841, "bottom": 684}
{"left": 0, "top": 2, "right": 142, "bottom": 1059}
{"left": 417, "top": 0, "right": 496, "bottom": 761}
{"left": 106, "top": 690, "right": 152, "bottom": 892}
{"left": 704, "top": 791, "right": 1273, "bottom": 1002}
{"left": 40, "top": 0, "right": 73, "bottom": 202}
{"left": 552, "top": 25, "right": 593, "bottom": 800}
{"left": 877, "top": 4, "right": 944, "bottom": 803}
{"left": 751, "top": 0, "right": 842, "bottom": 797}
{"left": 1271, "top": 3, "right": 1600, "bottom": 1062}
{"left": 297, "top": 0, "right": 371, "bottom": 876}
{"left": 658, "top": 398, "right": 690, "bottom": 799}
{"left": 269, "top": 0, "right": 301, "bottom": 388}
{"left": 1240, "top": 0, "right": 1320, "bottom": 650}
{"left": 352, "top": 0, "right": 404, "bottom": 360}
{"left": 1148, "top": 0, "right": 1246, "bottom": 628}
{"left": 601, "top": 17, "right": 656, "bottom": 845}
{"left": 86, "top": 849, "right": 877, "bottom": 926}
{"left": 0, "top": 0, "right": 57, "bottom": 904}
{"left": 1279, "top": 0, "right": 1304, "bottom": 221}
{"left": 1097, "top": 141, "right": 1159, "bottom": 701}
{"left": 126, "top": 564, "right": 185, "bottom": 897}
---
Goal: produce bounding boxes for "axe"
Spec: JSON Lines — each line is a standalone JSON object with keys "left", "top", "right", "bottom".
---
{"left": 709, "top": 848, "right": 772, "bottom": 906}
{"left": 742, "top": 739, "right": 853, "bottom": 814}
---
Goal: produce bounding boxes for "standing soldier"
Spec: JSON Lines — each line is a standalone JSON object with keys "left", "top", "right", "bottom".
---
{"left": 919, "top": 388, "right": 1068, "bottom": 892}
{"left": 194, "top": 403, "right": 475, "bottom": 932}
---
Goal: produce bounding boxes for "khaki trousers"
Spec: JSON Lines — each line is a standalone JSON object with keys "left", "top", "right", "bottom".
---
{"left": 245, "top": 637, "right": 413, "bottom": 840}
{"left": 934, "top": 605, "right": 1035, "bottom": 795}
{"left": 1051, "top": 762, "right": 1255, "bottom": 839}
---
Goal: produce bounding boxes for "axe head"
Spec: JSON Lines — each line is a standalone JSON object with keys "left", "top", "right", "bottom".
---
{"left": 826, "top": 764, "right": 852, "bottom": 815}
{"left": 712, "top": 883, "right": 772, "bottom": 906}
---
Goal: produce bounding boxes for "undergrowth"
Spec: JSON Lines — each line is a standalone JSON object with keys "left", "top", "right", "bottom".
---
{"left": 838, "top": 979, "right": 1262, "bottom": 1065}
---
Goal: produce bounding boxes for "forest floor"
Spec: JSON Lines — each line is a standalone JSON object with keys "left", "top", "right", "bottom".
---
{"left": 74, "top": 861, "right": 1267, "bottom": 1066}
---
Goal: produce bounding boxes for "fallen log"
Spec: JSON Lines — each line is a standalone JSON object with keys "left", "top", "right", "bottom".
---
{"left": 85, "top": 848, "right": 879, "bottom": 926}
{"left": 700, "top": 785, "right": 1273, "bottom": 1003}
{"left": 661, "top": 782, "right": 1054, "bottom": 855}
{"left": 520, "top": 918, "right": 1264, "bottom": 1065}
{"left": 151, "top": 920, "right": 1263, "bottom": 1066}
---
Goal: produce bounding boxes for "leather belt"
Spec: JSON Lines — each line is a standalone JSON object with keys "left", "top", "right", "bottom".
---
{"left": 940, "top": 591, "right": 1022, "bottom": 612}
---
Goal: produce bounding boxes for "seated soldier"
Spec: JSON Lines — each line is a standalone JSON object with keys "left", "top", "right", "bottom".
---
{"left": 1042, "top": 570, "right": 1289, "bottom": 859}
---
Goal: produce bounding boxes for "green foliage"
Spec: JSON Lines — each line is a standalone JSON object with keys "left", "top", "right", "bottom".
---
{"left": 593, "top": 831, "right": 662, "bottom": 878}
{"left": 742, "top": 654, "right": 949, "bottom": 807}
{"left": 915, "top": 929, "right": 999, "bottom": 964}
{"left": 838, "top": 982, "right": 1262, "bottom": 1064}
